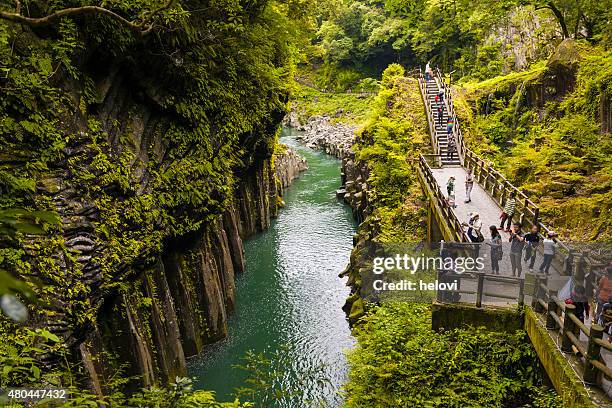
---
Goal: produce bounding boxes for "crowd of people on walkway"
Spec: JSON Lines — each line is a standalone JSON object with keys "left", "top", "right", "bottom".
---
{"left": 558, "top": 263, "right": 612, "bottom": 342}
{"left": 443, "top": 169, "right": 561, "bottom": 278}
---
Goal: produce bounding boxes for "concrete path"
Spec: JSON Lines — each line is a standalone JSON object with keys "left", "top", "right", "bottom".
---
{"left": 432, "top": 166, "right": 505, "bottom": 240}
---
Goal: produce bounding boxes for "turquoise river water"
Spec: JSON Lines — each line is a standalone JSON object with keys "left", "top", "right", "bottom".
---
{"left": 187, "top": 127, "right": 357, "bottom": 407}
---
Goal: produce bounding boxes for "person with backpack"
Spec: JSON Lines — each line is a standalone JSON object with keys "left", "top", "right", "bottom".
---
{"left": 523, "top": 225, "right": 540, "bottom": 271}
{"left": 462, "top": 212, "right": 482, "bottom": 243}
{"left": 508, "top": 222, "right": 524, "bottom": 277}
{"left": 464, "top": 170, "right": 474, "bottom": 203}
{"left": 601, "top": 297, "right": 612, "bottom": 342}
{"left": 487, "top": 226, "right": 502, "bottom": 274}
{"left": 446, "top": 176, "right": 455, "bottom": 198}
{"left": 569, "top": 285, "right": 590, "bottom": 324}
{"left": 437, "top": 103, "right": 444, "bottom": 127}
{"left": 446, "top": 176, "right": 456, "bottom": 208}
{"left": 446, "top": 117, "right": 454, "bottom": 136}
{"left": 500, "top": 192, "right": 516, "bottom": 232}
{"left": 447, "top": 136, "right": 456, "bottom": 161}
{"left": 596, "top": 264, "right": 612, "bottom": 323}
{"left": 538, "top": 231, "right": 557, "bottom": 275}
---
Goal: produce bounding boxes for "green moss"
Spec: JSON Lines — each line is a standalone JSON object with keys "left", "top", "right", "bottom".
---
{"left": 344, "top": 303, "right": 561, "bottom": 407}
{"left": 353, "top": 65, "right": 428, "bottom": 242}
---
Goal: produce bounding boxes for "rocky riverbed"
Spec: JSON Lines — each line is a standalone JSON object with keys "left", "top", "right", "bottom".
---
{"left": 284, "top": 114, "right": 357, "bottom": 159}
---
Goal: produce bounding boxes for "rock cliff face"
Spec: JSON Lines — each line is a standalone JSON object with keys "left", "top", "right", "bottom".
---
{"left": 293, "top": 115, "right": 356, "bottom": 159}
{"left": 23, "top": 66, "right": 308, "bottom": 392}
{"left": 77, "top": 151, "right": 306, "bottom": 393}
{"left": 275, "top": 146, "right": 309, "bottom": 191}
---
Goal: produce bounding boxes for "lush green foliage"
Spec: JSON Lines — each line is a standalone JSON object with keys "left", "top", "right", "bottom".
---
{"left": 290, "top": 82, "right": 375, "bottom": 124}
{"left": 0, "top": 0, "right": 303, "bottom": 403}
{"left": 299, "top": 0, "right": 611, "bottom": 89}
{"left": 344, "top": 303, "right": 561, "bottom": 407}
{"left": 353, "top": 64, "right": 427, "bottom": 242}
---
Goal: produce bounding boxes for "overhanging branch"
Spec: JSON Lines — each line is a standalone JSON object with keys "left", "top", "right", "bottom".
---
{"left": 0, "top": 1, "right": 175, "bottom": 36}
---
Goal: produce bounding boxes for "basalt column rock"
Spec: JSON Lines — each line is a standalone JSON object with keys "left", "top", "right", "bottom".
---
{"left": 72, "top": 148, "right": 308, "bottom": 392}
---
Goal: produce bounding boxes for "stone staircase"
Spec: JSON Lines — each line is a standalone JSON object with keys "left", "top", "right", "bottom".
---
{"left": 424, "top": 78, "right": 461, "bottom": 166}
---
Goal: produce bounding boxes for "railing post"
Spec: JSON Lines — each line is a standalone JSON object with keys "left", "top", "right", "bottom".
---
{"left": 546, "top": 297, "right": 558, "bottom": 329}
{"left": 533, "top": 275, "right": 548, "bottom": 312}
{"left": 584, "top": 324, "right": 604, "bottom": 385}
{"left": 533, "top": 207, "right": 539, "bottom": 229}
{"left": 519, "top": 199, "right": 528, "bottom": 227}
{"left": 436, "top": 268, "right": 443, "bottom": 303}
{"left": 518, "top": 279, "right": 525, "bottom": 306}
{"left": 532, "top": 275, "right": 541, "bottom": 311}
{"left": 561, "top": 304, "right": 576, "bottom": 352}
{"left": 476, "top": 273, "right": 484, "bottom": 308}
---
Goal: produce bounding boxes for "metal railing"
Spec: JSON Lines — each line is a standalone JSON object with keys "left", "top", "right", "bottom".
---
{"left": 533, "top": 276, "right": 612, "bottom": 386}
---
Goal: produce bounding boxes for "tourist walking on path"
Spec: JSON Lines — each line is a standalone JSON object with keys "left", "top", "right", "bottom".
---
{"left": 464, "top": 170, "right": 474, "bottom": 203}
{"left": 447, "top": 136, "right": 456, "bottom": 161}
{"left": 446, "top": 117, "right": 454, "bottom": 136}
{"left": 500, "top": 192, "right": 516, "bottom": 232}
{"left": 569, "top": 285, "right": 590, "bottom": 324}
{"left": 596, "top": 264, "right": 612, "bottom": 323}
{"left": 446, "top": 176, "right": 456, "bottom": 208}
{"left": 425, "top": 62, "right": 432, "bottom": 81}
{"left": 463, "top": 212, "right": 482, "bottom": 243}
{"left": 437, "top": 103, "right": 444, "bottom": 127}
{"left": 523, "top": 225, "right": 540, "bottom": 271}
{"left": 538, "top": 231, "right": 557, "bottom": 275}
{"left": 446, "top": 176, "right": 455, "bottom": 198}
{"left": 508, "top": 222, "right": 524, "bottom": 277}
{"left": 487, "top": 226, "right": 502, "bottom": 274}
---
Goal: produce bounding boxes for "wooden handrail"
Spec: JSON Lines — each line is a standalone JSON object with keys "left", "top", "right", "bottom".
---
{"left": 536, "top": 290, "right": 612, "bottom": 389}
{"left": 426, "top": 67, "right": 592, "bottom": 277}
{"left": 417, "top": 154, "right": 468, "bottom": 242}
{"left": 420, "top": 66, "right": 610, "bottom": 392}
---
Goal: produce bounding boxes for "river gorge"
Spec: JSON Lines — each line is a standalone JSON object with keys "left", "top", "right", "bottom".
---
{"left": 188, "top": 127, "right": 357, "bottom": 406}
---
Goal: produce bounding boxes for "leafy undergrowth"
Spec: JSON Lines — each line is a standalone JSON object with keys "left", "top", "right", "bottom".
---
{"left": 455, "top": 42, "right": 611, "bottom": 241}
{"left": 290, "top": 82, "right": 376, "bottom": 125}
{"left": 353, "top": 64, "right": 429, "bottom": 242}
{"left": 344, "top": 303, "right": 561, "bottom": 408}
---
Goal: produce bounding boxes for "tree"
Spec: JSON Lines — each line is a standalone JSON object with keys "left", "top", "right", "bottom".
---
{"left": 0, "top": 0, "right": 181, "bottom": 36}
{"left": 528, "top": 0, "right": 610, "bottom": 40}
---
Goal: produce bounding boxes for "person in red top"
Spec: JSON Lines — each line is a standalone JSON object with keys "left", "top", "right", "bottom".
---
{"left": 596, "top": 264, "right": 612, "bottom": 322}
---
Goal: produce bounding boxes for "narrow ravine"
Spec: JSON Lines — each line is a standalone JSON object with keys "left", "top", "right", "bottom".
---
{"left": 187, "top": 126, "right": 357, "bottom": 407}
